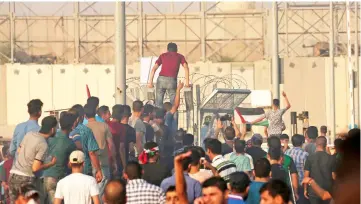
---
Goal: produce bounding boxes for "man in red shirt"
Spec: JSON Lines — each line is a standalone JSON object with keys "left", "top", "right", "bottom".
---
{"left": 106, "top": 105, "right": 126, "bottom": 177}
{"left": 148, "top": 42, "right": 190, "bottom": 108}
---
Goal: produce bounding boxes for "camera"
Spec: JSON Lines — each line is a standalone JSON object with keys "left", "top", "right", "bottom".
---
{"left": 220, "top": 114, "right": 232, "bottom": 121}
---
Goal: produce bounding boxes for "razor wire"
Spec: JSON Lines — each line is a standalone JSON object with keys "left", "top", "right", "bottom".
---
{"left": 124, "top": 72, "right": 249, "bottom": 106}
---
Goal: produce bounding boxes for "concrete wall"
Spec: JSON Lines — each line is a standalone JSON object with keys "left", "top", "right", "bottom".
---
{"left": 0, "top": 57, "right": 356, "bottom": 140}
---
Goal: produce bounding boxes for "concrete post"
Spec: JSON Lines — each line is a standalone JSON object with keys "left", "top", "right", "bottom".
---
{"left": 346, "top": 0, "right": 355, "bottom": 128}
{"left": 329, "top": 2, "right": 336, "bottom": 141}
{"left": 272, "top": 1, "right": 280, "bottom": 99}
{"left": 355, "top": 2, "right": 360, "bottom": 126}
{"left": 115, "top": 1, "right": 127, "bottom": 104}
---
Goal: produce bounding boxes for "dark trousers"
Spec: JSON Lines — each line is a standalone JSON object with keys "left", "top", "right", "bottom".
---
{"left": 297, "top": 187, "right": 310, "bottom": 204}
{"left": 309, "top": 196, "right": 331, "bottom": 204}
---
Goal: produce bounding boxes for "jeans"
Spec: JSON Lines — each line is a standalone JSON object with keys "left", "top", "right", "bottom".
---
{"left": 156, "top": 76, "right": 177, "bottom": 108}
{"left": 43, "top": 177, "right": 58, "bottom": 204}
{"left": 93, "top": 166, "right": 110, "bottom": 204}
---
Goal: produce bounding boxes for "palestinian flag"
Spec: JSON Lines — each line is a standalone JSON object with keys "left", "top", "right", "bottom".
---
{"left": 235, "top": 107, "right": 269, "bottom": 126}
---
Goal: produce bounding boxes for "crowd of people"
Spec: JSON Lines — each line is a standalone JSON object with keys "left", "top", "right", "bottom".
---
{"left": 0, "top": 42, "right": 359, "bottom": 204}
{"left": 0, "top": 86, "right": 358, "bottom": 204}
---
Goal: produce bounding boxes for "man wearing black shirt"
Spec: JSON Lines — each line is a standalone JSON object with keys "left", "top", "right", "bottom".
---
{"left": 304, "top": 136, "right": 336, "bottom": 204}
{"left": 173, "top": 129, "right": 186, "bottom": 155}
{"left": 174, "top": 133, "right": 194, "bottom": 156}
{"left": 246, "top": 134, "right": 267, "bottom": 166}
{"left": 120, "top": 105, "right": 137, "bottom": 163}
{"left": 142, "top": 104, "right": 155, "bottom": 142}
{"left": 267, "top": 136, "right": 299, "bottom": 202}
{"left": 152, "top": 108, "right": 174, "bottom": 170}
{"left": 268, "top": 148, "right": 288, "bottom": 183}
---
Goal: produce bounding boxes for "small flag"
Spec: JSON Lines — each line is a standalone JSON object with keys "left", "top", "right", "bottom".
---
{"left": 86, "top": 85, "right": 91, "bottom": 98}
{"left": 235, "top": 107, "right": 269, "bottom": 127}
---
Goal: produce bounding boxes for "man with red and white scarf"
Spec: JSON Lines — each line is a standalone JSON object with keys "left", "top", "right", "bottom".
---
{"left": 139, "top": 142, "right": 171, "bottom": 186}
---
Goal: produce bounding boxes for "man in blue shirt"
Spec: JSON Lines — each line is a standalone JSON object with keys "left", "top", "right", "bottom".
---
{"left": 68, "top": 105, "right": 103, "bottom": 183}
{"left": 228, "top": 172, "right": 251, "bottom": 204}
{"left": 10, "top": 99, "right": 43, "bottom": 157}
{"left": 83, "top": 96, "right": 104, "bottom": 125}
{"left": 160, "top": 149, "right": 202, "bottom": 203}
{"left": 247, "top": 158, "right": 270, "bottom": 204}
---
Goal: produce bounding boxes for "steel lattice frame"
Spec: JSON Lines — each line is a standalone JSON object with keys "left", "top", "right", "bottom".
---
{"left": 0, "top": 2, "right": 265, "bottom": 64}
{"left": 0, "top": 2, "right": 359, "bottom": 65}
{"left": 278, "top": 2, "right": 360, "bottom": 57}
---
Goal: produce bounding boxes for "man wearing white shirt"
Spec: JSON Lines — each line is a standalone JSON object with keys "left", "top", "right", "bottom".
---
{"left": 54, "top": 150, "right": 100, "bottom": 204}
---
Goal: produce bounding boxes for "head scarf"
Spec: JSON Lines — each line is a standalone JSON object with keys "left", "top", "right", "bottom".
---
{"left": 138, "top": 146, "right": 159, "bottom": 164}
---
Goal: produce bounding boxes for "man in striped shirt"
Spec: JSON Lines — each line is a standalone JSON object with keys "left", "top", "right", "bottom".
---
{"left": 205, "top": 139, "right": 236, "bottom": 182}
{"left": 285, "top": 134, "right": 308, "bottom": 204}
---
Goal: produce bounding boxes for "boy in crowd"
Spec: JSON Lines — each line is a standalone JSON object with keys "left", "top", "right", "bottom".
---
{"left": 280, "top": 134, "right": 290, "bottom": 152}
{"left": 225, "top": 139, "right": 252, "bottom": 175}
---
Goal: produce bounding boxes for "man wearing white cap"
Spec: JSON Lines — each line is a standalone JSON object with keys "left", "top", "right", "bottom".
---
{"left": 54, "top": 150, "right": 100, "bottom": 204}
